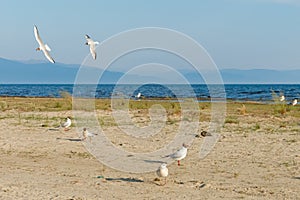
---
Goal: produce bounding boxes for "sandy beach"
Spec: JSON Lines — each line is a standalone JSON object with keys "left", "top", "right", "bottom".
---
{"left": 0, "top": 97, "right": 299, "bottom": 199}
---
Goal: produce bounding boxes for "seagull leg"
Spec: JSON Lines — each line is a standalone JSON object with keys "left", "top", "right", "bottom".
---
{"left": 177, "top": 160, "right": 180, "bottom": 166}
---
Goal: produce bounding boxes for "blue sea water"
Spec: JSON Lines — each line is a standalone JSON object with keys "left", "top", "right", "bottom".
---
{"left": 0, "top": 84, "right": 299, "bottom": 102}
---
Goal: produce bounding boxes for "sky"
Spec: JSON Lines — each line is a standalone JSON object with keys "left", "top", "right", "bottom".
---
{"left": 0, "top": 0, "right": 300, "bottom": 70}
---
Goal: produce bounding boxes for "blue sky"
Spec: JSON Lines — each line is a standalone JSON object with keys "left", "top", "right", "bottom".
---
{"left": 0, "top": 0, "right": 300, "bottom": 70}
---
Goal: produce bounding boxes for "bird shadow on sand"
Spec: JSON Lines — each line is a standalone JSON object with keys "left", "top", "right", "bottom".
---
{"left": 105, "top": 177, "right": 144, "bottom": 183}
{"left": 143, "top": 160, "right": 165, "bottom": 164}
{"left": 56, "top": 137, "right": 82, "bottom": 142}
{"left": 47, "top": 128, "right": 60, "bottom": 131}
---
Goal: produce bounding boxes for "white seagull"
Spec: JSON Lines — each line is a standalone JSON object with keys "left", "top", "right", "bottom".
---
{"left": 135, "top": 92, "right": 142, "bottom": 100}
{"left": 82, "top": 128, "right": 97, "bottom": 142}
{"left": 280, "top": 95, "right": 285, "bottom": 102}
{"left": 85, "top": 34, "right": 99, "bottom": 60}
{"left": 165, "top": 143, "right": 188, "bottom": 166}
{"left": 292, "top": 99, "right": 298, "bottom": 106}
{"left": 61, "top": 117, "right": 72, "bottom": 131}
{"left": 33, "top": 25, "right": 55, "bottom": 63}
{"left": 156, "top": 163, "right": 168, "bottom": 186}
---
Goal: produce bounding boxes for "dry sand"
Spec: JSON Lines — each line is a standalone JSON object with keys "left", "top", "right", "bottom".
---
{"left": 0, "top": 99, "right": 299, "bottom": 199}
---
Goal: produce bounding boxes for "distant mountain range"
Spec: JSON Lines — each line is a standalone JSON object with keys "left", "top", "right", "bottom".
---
{"left": 0, "top": 57, "right": 299, "bottom": 84}
{"left": 0, "top": 57, "right": 123, "bottom": 84}
{"left": 220, "top": 69, "right": 300, "bottom": 84}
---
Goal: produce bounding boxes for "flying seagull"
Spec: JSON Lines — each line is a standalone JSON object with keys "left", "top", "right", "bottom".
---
{"left": 33, "top": 25, "right": 55, "bottom": 63}
{"left": 85, "top": 34, "right": 99, "bottom": 60}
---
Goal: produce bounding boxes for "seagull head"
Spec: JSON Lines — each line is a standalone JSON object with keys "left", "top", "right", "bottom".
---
{"left": 160, "top": 163, "right": 167, "bottom": 169}
{"left": 182, "top": 143, "right": 189, "bottom": 148}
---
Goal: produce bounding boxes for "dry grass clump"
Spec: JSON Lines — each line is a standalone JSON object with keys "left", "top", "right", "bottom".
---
{"left": 0, "top": 101, "right": 8, "bottom": 111}
{"left": 58, "top": 91, "right": 72, "bottom": 110}
{"left": 0, "top": 97, "right": 72, "bottom": 112}
{"left": 237, "top": 104, "right": 246, "bottom": 115}
{"left": 224, "top": 116, "right": 239, "bottom": 124}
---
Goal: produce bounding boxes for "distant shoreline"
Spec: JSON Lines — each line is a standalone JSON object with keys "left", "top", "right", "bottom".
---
{"left": 1, "top": 83, "right": 300, "bottom": 85}
{"left": 0, "top": 96, "right": 277, "bottom": 105}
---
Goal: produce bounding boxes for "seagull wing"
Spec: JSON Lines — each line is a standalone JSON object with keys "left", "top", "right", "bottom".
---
{"left": 88, "top": 131, "right": 96, "bottom": 137}
{"left": 34, "top": 25, "right": 44, "bottom": 47}
{"left": 34, "top": 25, "right": 55, "bottom": 63}
{"left": 170, "top": 147, "right": 187, "bottom": 159}
{"left": 42, "top": 49, "right": 55, "bottom": 63}
{"left": 89, "top": 43, "right": 97, "bottom": 60}
{"left": 85, "top": 35, "right": 93, "bottom": 45}
{"left": 62, "top": 120, "right": 69, "bottom": 127}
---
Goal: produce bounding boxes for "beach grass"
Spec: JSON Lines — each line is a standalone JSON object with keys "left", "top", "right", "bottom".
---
{"left": 1, "top": 97, "right": 299, "bottom": 131}
{"left": 1, "top": 97, "right": 299, "bottom": 117}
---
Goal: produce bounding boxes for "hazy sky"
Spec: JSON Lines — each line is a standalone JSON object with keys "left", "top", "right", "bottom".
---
{"left": 0, "top": 0, "right": 299, "bottom": 70}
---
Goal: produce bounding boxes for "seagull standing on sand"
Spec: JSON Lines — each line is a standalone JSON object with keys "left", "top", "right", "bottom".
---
{"left": 165, "top": 143, "right": 188, "bottom": 166}
{"left": 280, "top": 95, "right": 285, "bottom": 102}
{"left": 61, "top": 117, "right": 72, "bottom": 131}
{"left": 33, "top": 25, "right": 55, "bottom": 63}
{"left": 292, "top": 99, "right": 297, "bottom": 106}
{"left": 85, "top": 34, "right": 99, "bottom": 60}
{"left": 82, "top": 128, "right": 97, "bottom": 142}
{"left": 156, "top": 163, "right": 168, "bottom": 186}
{"left": 135, "top": 92, "right": 142, "bottom": 100}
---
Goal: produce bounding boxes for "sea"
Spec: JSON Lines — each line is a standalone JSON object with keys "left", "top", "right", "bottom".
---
{"left": 0, "top": 84, "right": 299, "bottom": 103}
